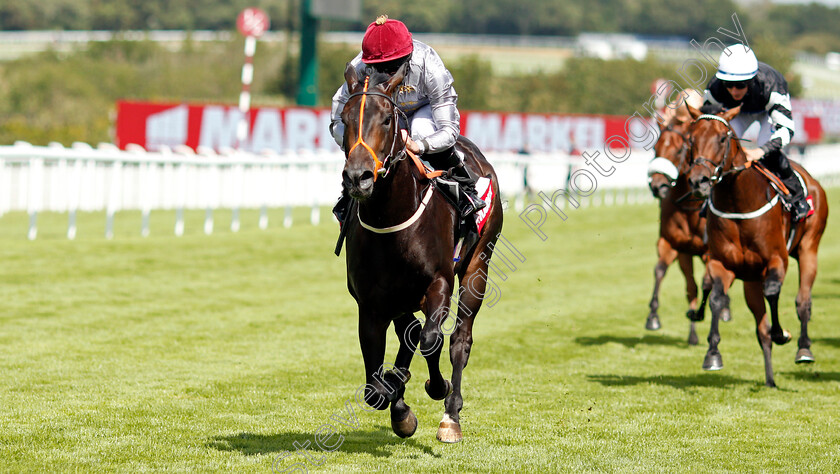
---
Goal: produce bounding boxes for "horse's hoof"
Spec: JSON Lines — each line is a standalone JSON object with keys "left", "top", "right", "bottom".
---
{"left": 720, "top": 308, "right": 731, "bottom": 322}
{"left": 703, "top": 352, "right": 723, "bottom": 371}
{"left": 645, "top": 314, "right": 661, "bottom": 331}
{"left": 425, "top": 379, "right": 452, "bottom": 401}
{"left": 686, "top": 309, "right": 704, "bottom": 322}
{"left": 391, "top": 409, "right": 418, "bottom": 438}
{"left": 688, "top": 330, "right": 699, "bottom": 346}
{"left": 436, "top": 414, "right": 462, "bottom": 443}
{"left": 772, "top": 329, "right": 792, "bottom": 345}
{"left": 795, "top": 348, "right": 815, "bottom": 364}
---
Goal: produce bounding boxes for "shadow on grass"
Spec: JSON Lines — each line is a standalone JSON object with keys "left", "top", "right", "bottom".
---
{"left": 814, "top": 337, "right": 840, "bottom": 348}
{"left": 208, "top": 426, "right": 438, "bottom": 459}
{"left": 780, "top": 370, "right": 840, "bottom": 382}
{"left": 575, "top": 334, "right": 686, "bottom": 348}
{"left": 587, "top": 373, "right": 753, "bottom": 390}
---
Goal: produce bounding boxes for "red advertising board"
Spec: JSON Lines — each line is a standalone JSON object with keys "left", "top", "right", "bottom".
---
{"left": 115, "top": 100, "right": 824, "bottom": 154}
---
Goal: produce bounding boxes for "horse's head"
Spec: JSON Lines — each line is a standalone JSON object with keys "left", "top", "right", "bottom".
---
{"left": 648, "top": 118, "right": 691, "bottom": 200}
{"left": 340, "top": 62, "right": 408, "bottom": 201}
{"left": 685, "top": 104, "right": 743, "bottom": 198}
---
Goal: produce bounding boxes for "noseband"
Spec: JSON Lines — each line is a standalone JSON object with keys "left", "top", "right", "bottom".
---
{"left": 345, "top": 76, "right": 408, "bottom": 181}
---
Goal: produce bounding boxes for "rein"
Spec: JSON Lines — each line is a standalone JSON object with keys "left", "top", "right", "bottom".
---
{"left": 345, "top": 75, "right": 442, "bottom": 234}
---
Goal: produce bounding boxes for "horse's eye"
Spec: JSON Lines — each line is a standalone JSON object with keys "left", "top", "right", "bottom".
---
{"left": 719, "top": 135, "right": 727, "bottom": 144}
{"left": 383, "top": 115, "right": 392, "bottom": 127}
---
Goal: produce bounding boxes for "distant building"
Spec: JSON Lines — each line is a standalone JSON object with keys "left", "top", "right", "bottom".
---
{"left": 575, "top": 33, "right": 648, "bottom": 61}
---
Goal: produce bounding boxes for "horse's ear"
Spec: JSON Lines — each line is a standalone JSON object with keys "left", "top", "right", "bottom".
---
{"left": 722, "top": 104, "right": 742, "bottom": 122}
{"left": 655, "top": 119, "right": 666, "bottom": 131}
{"left": 382, "top": 62, "right": 408, "bottom": 95}
{"left": 687, "top": 104, "right": 702, "bottom": 120}
{"left": 344, "top": 62, "right": 360, "bottom": 91}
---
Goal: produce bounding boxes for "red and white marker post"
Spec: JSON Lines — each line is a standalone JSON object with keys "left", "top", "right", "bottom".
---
{"left": 234, "top": 8, "right": 270, "bottom": 231}
{"left": 236, "top": 7, "right": 270, "bottom": 148}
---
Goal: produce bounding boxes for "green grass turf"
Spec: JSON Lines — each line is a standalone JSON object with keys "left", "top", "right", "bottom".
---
{"left": 1, "top": 194, "right": 839, "bottom": 472}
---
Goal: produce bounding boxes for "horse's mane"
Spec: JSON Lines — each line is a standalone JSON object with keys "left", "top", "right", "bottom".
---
{"left": 353, "top": 67, "right": 394, "bottom": 91}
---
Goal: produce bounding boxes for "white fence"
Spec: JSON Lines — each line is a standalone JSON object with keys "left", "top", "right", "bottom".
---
{"left": 0, "top": 141, "right": 838, "bottom": 239}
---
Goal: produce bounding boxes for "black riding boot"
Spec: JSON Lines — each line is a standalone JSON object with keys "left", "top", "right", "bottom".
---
{"left": 425, "top": 148, "right": 486, "bottom": 218}
{"left": 332, "top": 189, "right": 352, "bottom": 225}
{"left": 449, "top": 162, "right": 487, "bottom": 218}
{"left": 761, "top": 150, "right": 810, "bottom": 221}
{"left": 780, "top": 174, "right": 811, "bottom": 221}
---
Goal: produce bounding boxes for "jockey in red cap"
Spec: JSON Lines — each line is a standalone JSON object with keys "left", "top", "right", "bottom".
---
{"left": 330, "top": 15, "right": 486, "bottom": 223}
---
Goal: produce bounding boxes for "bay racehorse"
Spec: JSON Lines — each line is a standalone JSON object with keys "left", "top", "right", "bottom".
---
{"left": 686, "top": 105, "right": 828, "bottom": 387}
{"left": 646, "top": 90, "right": 711, "bottom": 345}
{"left": 339, "top": 63, "right": 503, "bottom": 442}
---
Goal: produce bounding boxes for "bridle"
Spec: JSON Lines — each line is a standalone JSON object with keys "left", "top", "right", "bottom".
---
{"left": 688, "top": 114, "right": 739, "bottom": 184}
{"left": 345, "top": 76, "right": 409, "bottom": 181}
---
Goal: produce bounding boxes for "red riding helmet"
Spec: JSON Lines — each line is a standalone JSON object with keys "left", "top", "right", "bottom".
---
{"left": 361, "top": 15, "right": 413, "bottom": 64}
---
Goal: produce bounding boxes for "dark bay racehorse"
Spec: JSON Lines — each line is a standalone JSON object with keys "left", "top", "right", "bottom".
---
{"left": 646, "top": 92, "right": 711, "bottom": 345}
{"left": 686, "top": 105, "right": 828, "bottom": 387}
{"left": 339, "top": 63, "right": 503, "bottom": 442}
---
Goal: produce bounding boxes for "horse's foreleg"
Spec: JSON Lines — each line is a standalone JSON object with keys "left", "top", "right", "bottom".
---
{"left": 420, "top": 276, "right": 453, "bottom": 402}
{"left": 388, "top": 313, "right": 420, "bottom": 438}
{"left": 794, "top": 247, "right": 818, "bottom": 364}
{"left": 703, "top": 260, "right": 734, "bottom": 371}
{"left": 765, "top": 257, "right": 792, "bottom": 346}
{"left": 358, "top": 312, "right": 391, "bottom": 411}
{"left": 647, "top": 238, "right": 678, "bottom": 331}
{"left": 744, "top": 280, "right": 776, "bottom": 388}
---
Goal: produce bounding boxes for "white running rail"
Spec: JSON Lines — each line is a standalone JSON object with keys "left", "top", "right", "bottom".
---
{"left": 1, "top": 141, "right": 838, "bottom": 240}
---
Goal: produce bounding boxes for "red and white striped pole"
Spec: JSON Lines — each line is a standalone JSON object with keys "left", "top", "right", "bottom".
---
{"left": 235, "top": 7, "right": 270, "bottom": 149}
{"left": 237, "top": 35, "right": 257, "bottom": 147}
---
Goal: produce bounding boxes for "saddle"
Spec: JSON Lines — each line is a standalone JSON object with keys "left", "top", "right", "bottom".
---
{"left": 413, "top": 152, "right": 494, "bottom": 262}
{"left": 750, "top": 161, "right": 814, "bottom": 219}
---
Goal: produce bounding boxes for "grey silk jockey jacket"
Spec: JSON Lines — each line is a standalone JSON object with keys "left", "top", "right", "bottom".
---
{"left": 330, "top": 40, "right": 460, "bottom": 155}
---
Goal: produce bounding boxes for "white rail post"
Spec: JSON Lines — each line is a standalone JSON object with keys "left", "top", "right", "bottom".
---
{"left": 203, "top": 164, "right": 214, "bottom": 235}
{"left": 231, "top": 163, "right": 244, "bottom": 232}
{"left": 140, "top": 160, "right": 153, "bottom": 237}
{"left": 259, "top": 164, "right": 269, "bottom": 229}
{"left": 283, "top": 161, "right": 292, "bottom": 228}
{"left": 66, "top": 158, "right": 83, "bottom": 240}
{"left": 105, "top": 160, "right": 123, "bottom": 239}
{"left": 27, "top": 157, "right": 45, "bottom": 240}
{"left": 175, "top": 162, "right": 187, "bottom": 237}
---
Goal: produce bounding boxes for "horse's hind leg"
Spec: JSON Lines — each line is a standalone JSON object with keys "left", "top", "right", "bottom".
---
{"left": 647, "top": 238, "right": 678, "bottom": 331}
{"left": 388, "top": 313, "right": 420, "bottom": 438}
{"left": 437, "top": 279, "right": 483, "bottom": 443}
{"left": 794, "top": 245, "right": 819, "bottom": 363}
{"left": 744, "top": 280, "right": 776, "bottom": 388}
{"left": 703, "top": 260, "right": 734, "bottom": 371}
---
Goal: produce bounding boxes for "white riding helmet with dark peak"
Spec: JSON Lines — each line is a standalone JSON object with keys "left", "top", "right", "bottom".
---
{"left": 716, "top": 44, "right": 758, "bottom": 81}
